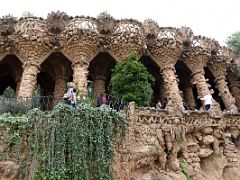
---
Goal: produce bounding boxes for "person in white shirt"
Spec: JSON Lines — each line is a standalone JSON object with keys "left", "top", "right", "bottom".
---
{"left": 202, "top": 94, "right": 212, "bottom": 111}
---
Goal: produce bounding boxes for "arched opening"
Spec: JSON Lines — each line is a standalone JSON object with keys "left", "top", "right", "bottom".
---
{"left": 88, "top": 52, "right": 116, "bottom": 100}
{"left": 204, "top": 67, "right": 225, "bottom": 110}
{"left": 175, "top": 60, "right": 198, "bottom": 110}
{"left": 139, "top": 55, "right": 162, "bottom": 106}
{"left": 0, "top": 55, "right": 22, "bottom": 96}
{"left": 38, "top": 52, "right": 72, "bottom": 109}
{"left": 38, "top": 52, "right": 72, "bottom": 96}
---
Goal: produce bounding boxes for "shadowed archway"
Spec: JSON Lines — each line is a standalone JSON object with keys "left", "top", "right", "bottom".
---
{"left": 139, "top": 55, "right": 162, "bottom": 106}
{"left": 175, "top": 60, "right": 199, "bottom": 110}
{"left": 38, "top": 52, "right": 73, "bottom": 97}
{"left": 0, "top": 55, "right": 22, "bottom": 96}
{"left": 88, "top": 52, "right": 116, "bottom": 100}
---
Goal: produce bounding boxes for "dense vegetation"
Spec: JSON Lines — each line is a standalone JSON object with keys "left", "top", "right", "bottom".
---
{"left": 0, "top": 102, "right": 126, "bottom": 180}
{"left": 227, "top": 32, "right": 240, "bottom": 55}
{"left": 109, "top": 51, "right": 155, "bottom": 107}
{"left": 227, "top": 32, "right": 240, "bottom": 78}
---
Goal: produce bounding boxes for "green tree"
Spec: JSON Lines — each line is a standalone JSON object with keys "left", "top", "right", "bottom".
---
{"left": 227, "top": 32, "right": 240, "bottom": 78}
{"left": 22, "top": 11, "right": 34, "bottom": 17}
{"left": 109, "top": 51, "right": 155, "bottom": 106}
{"left": 226, "top": 32, "right": 240, "bottom": 55}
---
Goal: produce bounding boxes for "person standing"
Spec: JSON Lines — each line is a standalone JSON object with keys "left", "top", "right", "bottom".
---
{"left": 201, "top": 94, "right": 212, "bottom": 111}
{"left": 64, "top": 82, "right": 77, "bottom": 108}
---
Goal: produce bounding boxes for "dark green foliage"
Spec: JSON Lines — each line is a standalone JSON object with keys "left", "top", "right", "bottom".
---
{"left": 110, "top": 51, "right": 155, "bottom": 106}
{"left": 226, "top": 32, "right": 240, "bottom": 55}
{"left": 0, "top": 102, "right": 126, "bottom": 180}
{"left": 2, "top": 86, "right": 16, "bottom": 98}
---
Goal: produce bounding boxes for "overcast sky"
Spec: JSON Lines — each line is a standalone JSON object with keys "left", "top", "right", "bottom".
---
{"left": 1, "top": 0, "right": 240, "bottom": 45}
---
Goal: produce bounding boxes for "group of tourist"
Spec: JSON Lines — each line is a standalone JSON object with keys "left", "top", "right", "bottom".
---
{"left": 63, "top": 82, "right": 213, "bottom": 112}
{"left": 63, "top": 82, "right": 126, "bottom": 110}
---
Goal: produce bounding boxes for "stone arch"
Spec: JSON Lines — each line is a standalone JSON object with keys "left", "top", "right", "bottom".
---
{"left": 204, "top": 67, "right": 225, "bottom": 110}
{"left": 139, "top": 55, "right": 163, "bottom": 106}
{"left": 88, "top": 52, "right": 117, "bottom": 100}
{"left": 38, "top": 52, "right": 73, "bottom": 97}
{"left": 175, "top": 60, "right": 198, "bottom": 110}
{"left": 0, "top": 55, "right": 22, "bottom": 96}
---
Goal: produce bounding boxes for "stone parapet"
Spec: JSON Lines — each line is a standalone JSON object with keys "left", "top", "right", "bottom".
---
{"left": 114, "top": 106, "right": 240, "bottom": 180}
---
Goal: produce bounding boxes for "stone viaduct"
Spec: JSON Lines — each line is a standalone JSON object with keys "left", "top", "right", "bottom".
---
{"left": 0, "top": 12, "right": 240, "bottom": 113}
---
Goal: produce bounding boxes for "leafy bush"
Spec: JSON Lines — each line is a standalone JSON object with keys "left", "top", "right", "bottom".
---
{"left": 0, "top": 102, "right": 126, "bottom": 179}
{"left": 109, "top": 51, "right": 155, "bottom": 106}
{"left": 0, "top": 98, "right": 29, "bottom": 115}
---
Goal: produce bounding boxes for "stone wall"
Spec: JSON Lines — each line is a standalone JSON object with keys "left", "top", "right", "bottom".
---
{"left": 113, "top": 102, "right": 240, "bottom": 180}
{"left": 1, "top": 105, "right": 240, "bottom": 180}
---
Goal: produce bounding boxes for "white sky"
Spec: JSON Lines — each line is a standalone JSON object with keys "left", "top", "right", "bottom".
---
{"left": 1, "top": 0, "right": 240, "bottom": 45}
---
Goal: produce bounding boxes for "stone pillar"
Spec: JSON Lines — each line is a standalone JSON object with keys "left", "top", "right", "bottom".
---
{"left": 53, "top": 76, "right": 67, "bottom": 105}
{"left": 191, "top": 70, "right": 211, "bottom": 99}
{"left": 215, "top": 77, "right": 237, "bottom": 112}
{"left": 72, "top": 61, "right": 89, "bottom": 97}
{"left": 15, "top": 79, "right": 21, "bottom": 97}
{"left": 183, "top": 85, "right": 196, "bottom": 110}
{"left": 93, "top": 76, "right": 106, "bottom": 100}
{"left": 18, "top": 62, "right": 39, "bottom": 97}
{"left": 227, "top": 68, "right": 240, "bottom": 111}
{"left": 161, "top": 65, "right": 184, "bottom": 111}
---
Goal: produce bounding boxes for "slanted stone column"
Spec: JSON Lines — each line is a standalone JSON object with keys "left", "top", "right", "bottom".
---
{"left": 183, "top": 85, "right": 196, "bottom": 110}
{"left": 215, "top": 76, "right": 237, "bottom": 112}
{"left": 53, "top": 76, "right": 67, "bottom": 106}
{"left": 209, "top": 63, "right": 237, "bottom": 112}
{"left": 185, "top": 54, "right": 222, "bottom": 115}
{"left": 191, "top": 70, "right": 211, "bottom": 99}
{"left": 18, "top": 61, "right": 39, "bottom": 97}
{"left": 161, "top": 65, "right": 183, "bottom": 103}
{"left": 54, "top": 76, "right": 67, "bottom": 99}
{"left": 93, "top": 76, "right": 106, "bottom": 100}
{"left": 72, "top": 61, "right": 89, "bottom": 96}
{"left": 15, "top": 78, "right": 21, "bottom": 97}
{"left": 228, "top": 69, "right": 240, "bottom": 110}
{"left": 160, "top": 64, "right": 184, "bottom": 112}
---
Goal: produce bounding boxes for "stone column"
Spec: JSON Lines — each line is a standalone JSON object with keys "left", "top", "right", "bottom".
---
{"left": 191, "top": 70, "right": 211, "bottom": 99}
{"left": 160, "top": 64, "right": 184, "bottom": 111}
{"left": 15, "top": 79, "right": 21, "bottom": 97}
{"left": 72, "top": 61, "right": 89, "bottom": 97}
{"left": 215, "top": 76, "right": 237, "bottom": 112}
{"left": 183, "top": 85, "right": 196, "bottom": 110}
{"left": 209, "top": 62, "right": 238, "bottom": 112}
{"left": 227, "top": 68, "right": 240, "bottom": 111}
{"left": 18, "top": 61, "right": 39, "bottom": 97}
{"left": 53, "top": 76, "right": 67, "bottom": 105}
{"left": 93, "top": 76, "right": 106, "bottom": 100}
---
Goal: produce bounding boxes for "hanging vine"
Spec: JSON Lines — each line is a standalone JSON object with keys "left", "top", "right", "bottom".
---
{"left": 0, "top": 102, "right": 127, "bottom": 180}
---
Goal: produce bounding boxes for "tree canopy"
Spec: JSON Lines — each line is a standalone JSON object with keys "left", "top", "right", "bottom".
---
{"left": 109, "top": 51, "right": 155, "bottom": 106}
{"left": 226, "top": 32, "right": 240, "bottom": 55}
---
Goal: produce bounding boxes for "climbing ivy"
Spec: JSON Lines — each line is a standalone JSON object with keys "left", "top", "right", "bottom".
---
{"left": 0, "top": 102, "right": 126, "bottom": 180}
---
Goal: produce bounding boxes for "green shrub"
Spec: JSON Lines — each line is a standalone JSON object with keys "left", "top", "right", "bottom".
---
{"left": 109, "top": 51, "right": 155, "bottom": 106}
